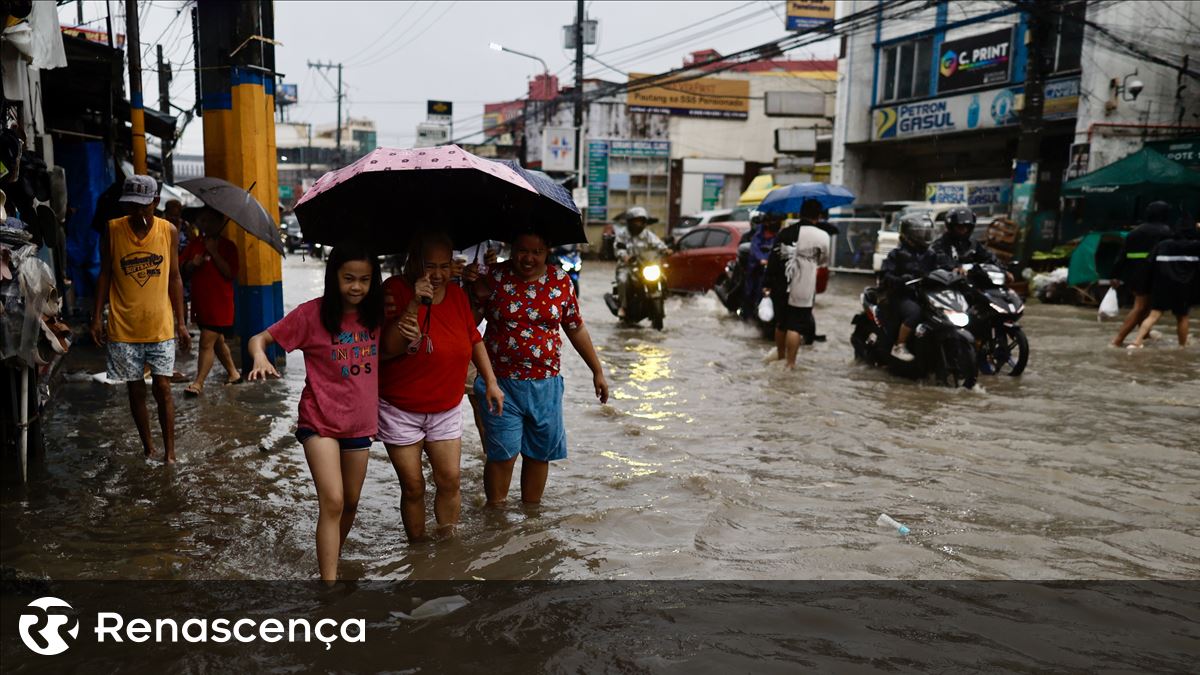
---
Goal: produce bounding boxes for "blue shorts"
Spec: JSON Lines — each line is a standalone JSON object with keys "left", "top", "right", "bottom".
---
{"left": 107, "top": 340, "right": 176, "bottom": 382}
{"left": 295, "top": 427, "right": 372, "bottom": 452}
{"left": 474, "top": 375, "right": 566, "bottom": 462}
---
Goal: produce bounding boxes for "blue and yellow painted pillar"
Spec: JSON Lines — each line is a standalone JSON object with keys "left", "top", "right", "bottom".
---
{"left": 196, "top": 0, "right": 283, "bottom": 363}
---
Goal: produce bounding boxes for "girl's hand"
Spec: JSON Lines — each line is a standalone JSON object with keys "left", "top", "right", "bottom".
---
{"left": 248, "top": 354, "right": 280, "bottom": 380}
{"left": 398, "top": 312, "right": 421, "bottom": 342}
{"left": 484, "top": 381, "right": 505, "bottom": 416}
{"left": 414, "top": 274, "right": 434, "bottom": 303}
{"left": 462, "top": 263, "right": 480, "bottom": 283}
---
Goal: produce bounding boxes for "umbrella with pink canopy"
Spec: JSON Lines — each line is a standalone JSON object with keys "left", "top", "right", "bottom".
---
{"left": 294, "top": 144, "right": 586, "bottom": 253}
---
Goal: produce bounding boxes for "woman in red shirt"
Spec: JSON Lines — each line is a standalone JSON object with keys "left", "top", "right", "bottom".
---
{"left": 380, "top": 232, "right": 504, "bottom": 541}
{"left": 181, "top": 209, "right": 240, "bottom": 395}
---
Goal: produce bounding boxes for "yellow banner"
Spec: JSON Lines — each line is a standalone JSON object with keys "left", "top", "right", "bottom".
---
{"left": 786, "top": 0, "right": 835, "bottom": 30}
{"left": 627, "top": 73, "right": 750, "bottom": 119}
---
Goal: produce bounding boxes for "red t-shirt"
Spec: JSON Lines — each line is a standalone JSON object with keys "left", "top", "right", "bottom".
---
{"left": 182, "top": 237, "right": 239, "bottom": 327}
{"left": 268, "top": 298, "right": 379, "bottom": 438}
{"left": 380, "top": 276, "right": 481, "bottom": 413}
{"left": 481, "top": 261, "right": 582, "bottom": 380}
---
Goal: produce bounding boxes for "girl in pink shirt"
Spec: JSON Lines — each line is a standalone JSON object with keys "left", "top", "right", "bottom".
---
{"left": 246, "top": 243, "right": 383, "bottom": 582}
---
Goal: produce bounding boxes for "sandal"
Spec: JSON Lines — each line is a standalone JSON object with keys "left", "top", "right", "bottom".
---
{"left": 225, "top": 374, "right": 243, "bottom": 385}
{"left": 184, "top": 383, "right": 204, "bottom": 397}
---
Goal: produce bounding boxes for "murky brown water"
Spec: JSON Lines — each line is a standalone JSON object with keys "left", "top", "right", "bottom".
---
{"left": 3, "top": 257, "right": 1198, "bottom": 580}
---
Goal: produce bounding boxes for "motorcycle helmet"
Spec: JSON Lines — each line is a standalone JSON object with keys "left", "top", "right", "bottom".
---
{"left": 898, "top": 213, "right": 934, "bottom": 251}
{"left": 625, "top": 206, "right": 655, "bottom": 234}
{"left": 944, "top": 206, "right": 976, "bottom": 242}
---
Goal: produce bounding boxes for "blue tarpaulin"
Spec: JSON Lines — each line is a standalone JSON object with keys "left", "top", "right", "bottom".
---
{"left": 56, "top": 140, "right": 112, "bottom": 301}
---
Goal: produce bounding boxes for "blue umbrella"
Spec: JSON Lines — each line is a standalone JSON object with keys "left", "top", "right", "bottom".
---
{"left": 757, "top": 182, "right": 856, "bottom": 214}
{"left": 490, "top": 160, "right": 586, "bottom": 245}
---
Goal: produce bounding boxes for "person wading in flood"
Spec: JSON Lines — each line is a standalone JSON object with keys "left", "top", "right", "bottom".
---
{"left": 246, "top": 242, "right": 383, "bottom": 582}
{"left": 1110, "top": 201, "right": 1174, "bottom": 347}
{"left": 1128, "top": 217, "right": 1200, "bottom": 349}
{"left": 90, "top": 175, "right": 191, "bottom": 464}
{"left": 378, "top": 232, "right": 504, "bottom": 542}
{"left": 181, "top": 208, "right": 241, "bottom": 395}
{"left": 469, "top": 229, "right": 608, "bottom": 506}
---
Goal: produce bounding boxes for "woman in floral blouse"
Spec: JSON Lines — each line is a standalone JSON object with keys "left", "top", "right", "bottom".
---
{"left": 470, "top": 229, "right": 608, "bottom": 506}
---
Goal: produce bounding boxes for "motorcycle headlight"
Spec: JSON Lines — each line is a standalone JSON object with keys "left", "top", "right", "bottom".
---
{"left": 642, "top": 264, "right": 662, "bottom": 282}
{"left": 988, "top": 271, "right": 1007, "bottom": 286}
{"left": 945, "top": 311, "right": 970, "bottom": 327}
{"left": 559, "top": 259, "right": 576, "bottom": 271}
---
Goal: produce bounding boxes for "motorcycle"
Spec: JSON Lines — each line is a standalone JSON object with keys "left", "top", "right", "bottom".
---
{"left": 604, "top": 245, "right": 666, "bottom": 330}
{"left": 554, "top": 245, "right": 582, "bottom": 295}
{"left": 962, "top": 263, "right": 1028, "bottom": 376}
{"left": 714, "top": 242, "right": 775, "bottom": 339}
{"left": 851, "top": 269, "right": 978, "bottom": 388}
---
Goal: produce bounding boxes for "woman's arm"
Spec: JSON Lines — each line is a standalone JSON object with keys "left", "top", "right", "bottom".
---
{"left": 247, "top": 330, "right": 280, "bottom": 380}
{"left": 564, "top": 324, "right": 609, "bottom": 404}
{"left": 470, "top": 341, "right": 504, "bottom": 415}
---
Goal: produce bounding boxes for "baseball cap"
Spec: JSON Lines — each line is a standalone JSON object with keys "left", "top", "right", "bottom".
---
{"left": 119, "top": 175, "right": 159, "bottom": 205}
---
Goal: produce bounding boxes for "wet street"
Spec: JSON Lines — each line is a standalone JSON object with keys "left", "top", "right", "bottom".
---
{"left": 3, "top": 256, "right": 1198, "bottom": 581}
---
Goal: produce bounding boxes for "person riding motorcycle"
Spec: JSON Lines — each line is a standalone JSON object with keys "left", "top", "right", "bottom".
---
{"left": 921, "top": 206, "right": 1001, "bottom": 274}
{"left": 879, "top": 213, "right": 934, "bottom": 362}
{"left": 615, "top": 206, "right": 669, "bottom": 318}
{"left": 742, "top": 211, "right": 784, "bottom": 318}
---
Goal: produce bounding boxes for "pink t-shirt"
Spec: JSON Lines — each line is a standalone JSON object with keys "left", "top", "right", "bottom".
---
{"left": 268, "top": 298, "right": 379, "bottom": 438}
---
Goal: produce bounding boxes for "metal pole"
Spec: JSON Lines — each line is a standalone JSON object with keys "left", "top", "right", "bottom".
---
{"left": 125, "top": 0, "right": 147, "bottom": 174}
{"left": 574, "top": 0, "right": 584, "bottom": 185}
{"left": 18, "top": 367, "right": 28, "bottom": 483}
{"left": 77, "top": 0, "right": 84, "bottom": 26}
{"left": 1014, "top": 0, "right": 1051, "bottom": 263}
{"left": 336, "top": 63, "right": 343, "bottom": 159}
{"left": 158, "top": 44, "right": 175, "bottom": 183}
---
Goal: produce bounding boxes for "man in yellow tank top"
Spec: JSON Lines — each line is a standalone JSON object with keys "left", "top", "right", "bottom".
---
{"left": 90, "top": 175, "right": 192, "bottom": 464}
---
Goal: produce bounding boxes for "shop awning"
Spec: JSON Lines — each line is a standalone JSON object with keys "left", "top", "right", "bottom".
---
{"left": 1062, "top": 148, "right": 1200, "bottom": 196}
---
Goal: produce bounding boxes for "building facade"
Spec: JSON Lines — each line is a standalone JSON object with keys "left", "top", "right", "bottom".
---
{"left": 832, "top": 0, "right": 1199, "bottom": 238}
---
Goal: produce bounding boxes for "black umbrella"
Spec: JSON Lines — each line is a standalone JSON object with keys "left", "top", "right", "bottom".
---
{"left": 294, "top": 144, "right": 585, "bottom": 254}
{"left": 177, "top": 177, "right": 284, "bottom": 255}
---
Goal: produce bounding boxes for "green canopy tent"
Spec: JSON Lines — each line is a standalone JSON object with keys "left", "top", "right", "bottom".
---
{"left": 1060, "top": 148, "right": 1200, "bottom": 240}
{"left": 1066, "top": 230, "right": 1126, "bottom": 286}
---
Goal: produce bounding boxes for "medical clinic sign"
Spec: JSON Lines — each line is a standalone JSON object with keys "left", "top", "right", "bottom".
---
{"left": 873, "top": 77, "right": 1079, "bottom": 141}
{"left": 938, "top": 28, "right": 1013, "bottom": 93}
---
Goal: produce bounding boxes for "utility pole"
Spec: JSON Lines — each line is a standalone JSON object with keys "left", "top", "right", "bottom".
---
{"left": 307, "top": 61, "right": 344, "bottom": 161}
{"left": 1013, "top": 0, "right": 1053, "bottom": 263}
{"left": 573, "top": 0, "right": 584, "bottom": 188}
{"left": 157, "top": 45, "right": 175, "bottom": 183}
{"left": 125, "top": 0, "right": 147, "bottom": 175}
{"left": 76, "top": 0, "right": 83, "bottom": 26}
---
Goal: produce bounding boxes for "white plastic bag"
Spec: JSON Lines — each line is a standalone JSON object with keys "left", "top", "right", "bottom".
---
{"left": 1098, "top": 286, "right": 1119, "bottom": 321}
{"left": 757, "top": 296, "right": 775, "bottom": 323}
{"left": 389, "top": 595, "right": 469, "bottom": 621}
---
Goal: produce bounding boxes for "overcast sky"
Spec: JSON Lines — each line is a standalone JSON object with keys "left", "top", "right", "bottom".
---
{"left": 60, "top": 1, "right": 837, "bottom": 156}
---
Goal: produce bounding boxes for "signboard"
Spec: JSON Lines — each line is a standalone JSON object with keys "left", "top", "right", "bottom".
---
{"left": 872, "top": 77, "right": 1079, "bottom": 141}
{"left": 587, "top": 140, "right": 610, "bottom": 221}
{"left": 627, "top": 73, "right": 749, "bottom": 119}
{"left": 415, "top": 122, "right": 450, "bottom": 148}
{"left": 924, "top": 179, "right": 1012, "bottom": 208}
{"left": 1066, "top": 142, "right": 1091, "bottom": 179}
{"left": 541, "top": 127, "right": 577, "bottom": 172}
{"left": 701, "top": 174, "right": 724, "bottom": 210}
{"left": 1147, "top": 137, "right": 1200, "bottom": 169}
{"left": 785, "top": 1, "right": 835, "bottom": 31}
{"left": 279, "top": 184, "right": 294, "bottom": 200}
{"left": 937, "top": 28, "right": 1013, "bottom": 94}
{"left": 609, "top": 139, "right": 671, "bottom": 157}
{"left": 426, "top": 100, "right": 453, "bottom": 122}
{"left": 775, "top": 127, "right": 817, "bottom": 153}
{"left": 276, "top": 84, "right": 298, "bottom": 105}
{"left": 765, "top": 90, "right": 826, "bottom": 117}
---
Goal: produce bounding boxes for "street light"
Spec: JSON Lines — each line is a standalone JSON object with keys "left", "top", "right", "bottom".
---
{"left": 488, "top": 41, "right": 549, "bottom": 77}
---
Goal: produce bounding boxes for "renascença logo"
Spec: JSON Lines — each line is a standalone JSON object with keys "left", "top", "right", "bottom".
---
{"left": 19, "top": 597, "right": 80, "bottom": 655}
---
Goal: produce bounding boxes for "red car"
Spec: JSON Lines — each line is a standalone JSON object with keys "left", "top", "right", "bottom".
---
{"left": 664, "top": 222, "right": 751, "bottom": 293}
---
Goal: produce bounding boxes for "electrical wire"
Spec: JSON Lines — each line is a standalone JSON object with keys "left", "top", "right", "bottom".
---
{"left": 348, "top": 1, "right": 459, "bottom": 69}
{"left": 340, "top": 1, "right": 419, "bottom": 64}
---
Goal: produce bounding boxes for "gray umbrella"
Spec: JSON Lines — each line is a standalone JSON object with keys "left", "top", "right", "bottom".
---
{"left": 177, "top": 177, "right": 284, "bottom": 255}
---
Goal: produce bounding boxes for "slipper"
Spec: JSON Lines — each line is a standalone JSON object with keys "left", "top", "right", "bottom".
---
{"left": 170, "top": 371, "right": 190, "bottom": 383}
{"left": 184, "top": 383, "right": 203, "bottom": 397}
{"left": 225, "top": 375, "right": 243, "bottom": 385}
{"left": 1125, "top": 343, "right": 1144, "bottom": 350}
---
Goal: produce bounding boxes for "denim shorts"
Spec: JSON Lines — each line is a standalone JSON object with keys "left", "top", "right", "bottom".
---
{"left": 474, "top": 375, "right": 566, "bottom": 462}
{"left": 295, "top": 427, "right": 372, "bottom": 452}
{"left": 107, "top": 340, "right": 175, "bottom": 381}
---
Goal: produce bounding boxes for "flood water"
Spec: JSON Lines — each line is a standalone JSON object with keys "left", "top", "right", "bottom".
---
{"left": 3, "top": 257, "right": 1198, "bottom": 581}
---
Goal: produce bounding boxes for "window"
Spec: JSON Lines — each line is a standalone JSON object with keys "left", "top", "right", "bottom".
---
{"left": 709, "top": 213, "right": 732, "bottom": 223}
{"left": 676, "top": 230, "right": 709, "bottom": 251}
{"left": 703, "top": 230, "right": 732, "bottom": 248}
{"left": 879, "top": 38, "right": 933, "bottom": 103}
{"left": 1053, "top": 1, "right": 1085, "bottom": 73}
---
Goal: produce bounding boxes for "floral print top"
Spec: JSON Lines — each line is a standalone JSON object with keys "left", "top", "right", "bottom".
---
{"left": 482, "top": 261, "right": 582, "bottom": 380}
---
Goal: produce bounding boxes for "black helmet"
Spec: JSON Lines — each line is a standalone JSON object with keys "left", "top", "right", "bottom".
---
{"left": 944, "top": 206, "right": 976, "bottom": 241}
{"left": 899, "top": 213, "right": 934, "bottom": 251}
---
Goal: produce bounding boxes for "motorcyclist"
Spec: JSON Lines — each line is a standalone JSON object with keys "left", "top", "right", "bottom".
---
{"left": 879, "top": 213, "right": 934, "bottom": 362}
{"left": 615, "top": 206, "right": 669, "bottom": 318}
{"left": 921, "top": 206, "right": 1001, "bottom": 274}
{"left": 742, "top": 211, "right": 783, "bottom": 319}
